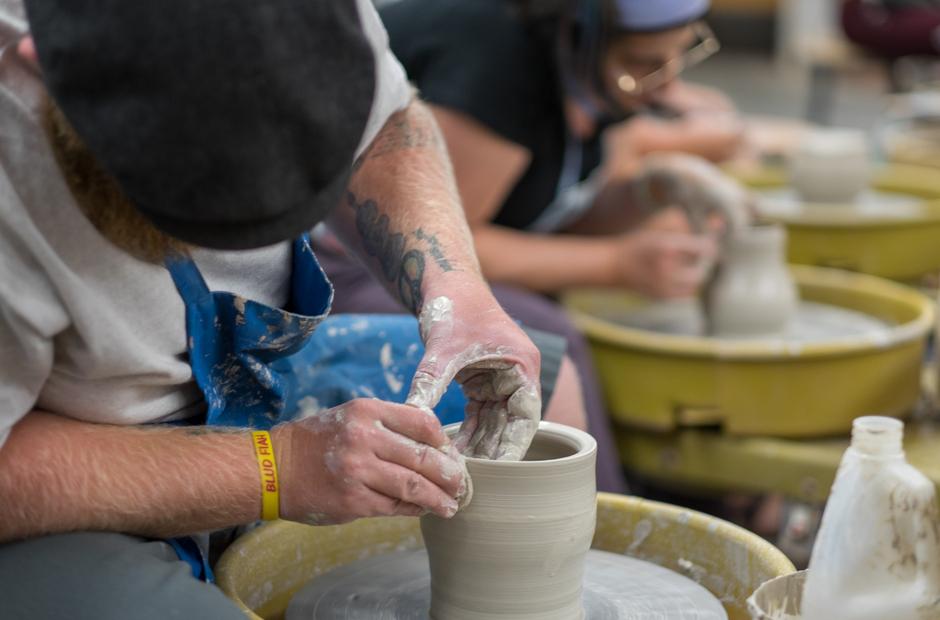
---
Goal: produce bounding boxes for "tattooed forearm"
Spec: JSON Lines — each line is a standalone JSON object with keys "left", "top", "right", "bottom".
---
{"left": 398, "top": 250, "right": 426, "bottom": 315}
{"left": 351, "top": 193, "right": 407, "bottom": 283}
{"left": 353, "top": 108, "right": 445, "bottom": 171}
{"left": 372, "top": 110, "right": 443, "bottom": 154}
{"left": 415, "top": 228, "right": 454, "bottom": 272}
{"left": 342, "top": 99, "right": 476, "bottom": 311}
{"left": 348, "top": 190, "right": 426, "bottom": 313}
{"left": 348, "top": 191, "right": 462, "bottom": 314}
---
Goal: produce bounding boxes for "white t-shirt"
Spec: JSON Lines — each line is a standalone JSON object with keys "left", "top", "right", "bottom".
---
{"left": 0, "top": 0, "right": 411, "bottom": 448}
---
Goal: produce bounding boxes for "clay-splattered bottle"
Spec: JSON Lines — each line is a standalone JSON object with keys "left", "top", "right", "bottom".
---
{"left": 802, "top": 416, "right": 940, "bottom": 620}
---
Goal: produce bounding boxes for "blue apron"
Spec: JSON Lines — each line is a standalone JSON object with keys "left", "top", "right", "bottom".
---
{"left": 163, "top": 234, "right": 466, "bottom": 579}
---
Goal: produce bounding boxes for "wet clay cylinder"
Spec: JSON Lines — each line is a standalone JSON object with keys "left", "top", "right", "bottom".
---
{"left": 706, "top": 224, "right": 798, "bottom": 337}
{"left": 788, "top": 128, "right": 871, "bottom": 204}
{"left": 421, "top": 421, "right": 597, "bottom": 620}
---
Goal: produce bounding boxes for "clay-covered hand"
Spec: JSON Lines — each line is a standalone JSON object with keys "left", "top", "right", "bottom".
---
{"left": 632, "top": 152, "right": 755, "bottom": 234}
{"left": 406, "top": 272, "right": 541, "bottom": 461}
{"left": 272, "top": 399, "right": 469, "bottom": 525}
{"left": 613, "top": 228, "right": 717, "bottom": 299}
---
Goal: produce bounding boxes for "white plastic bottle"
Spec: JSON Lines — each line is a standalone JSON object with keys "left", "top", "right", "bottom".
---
{"left": 802, "top": 416, "right": 940, "bottom": 620}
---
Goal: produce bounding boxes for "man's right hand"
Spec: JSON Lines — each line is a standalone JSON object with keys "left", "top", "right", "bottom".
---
{"left": 272, "top": 399, "right": 469, "bottom": 525}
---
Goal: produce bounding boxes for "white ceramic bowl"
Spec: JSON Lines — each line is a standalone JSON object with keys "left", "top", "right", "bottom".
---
{"left": 788, "top": 128, "right": 871, "bottom": 204}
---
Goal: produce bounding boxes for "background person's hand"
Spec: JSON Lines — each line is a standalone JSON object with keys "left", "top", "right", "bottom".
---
{"left": 406, "top": 272, "right": 541, "bottom": 461}
{"left": 613, "top": 228, "right": 717, "bottom": 299}
{"left": 632, "top": 152, "right": 755, "bottom": 233}
{"left": 273, "top": 399, "right": 469, "bottom": 525}
{"left": 611, "top": 114, "right": 746, "bottom": 165}
{"left": 653, "top": 80, "right": 739, "bottom": 117}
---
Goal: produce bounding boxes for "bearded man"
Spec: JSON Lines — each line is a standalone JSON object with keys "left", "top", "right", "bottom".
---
{"left": 0, "top": 0, "right": 585, "bottom": 617}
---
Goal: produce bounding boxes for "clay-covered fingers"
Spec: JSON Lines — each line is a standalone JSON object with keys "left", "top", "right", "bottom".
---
{"left": 354, "top": 488, "right": 427, "bottom": 519}
{"left": 496, "top": 386, "right": 541, "bottom": 460}
{"left": 453, "top": 399, "right": 483, "bottom": 454}
{"left": 405, "top": 365, "right": 448, "bottom": 411}
{"left": 465, "top": 399, "right": 507, "bottom": 459}
{"left": 461, "top": 394, "right": 539, "bottom": 461}
{"left": 406, "top": 345, "right": 465, "bottom": 412}
{"left": 372, "top": 421, "right": 467, "bottom": 498}
{"left": 455, "top": 365, "right": 539, "bottom": 460}
{"left": 376, "top": 405, "right": 469, "bottom": 510}
{"left": 277, "top": 399, "right": 472, "bottom": 524}
{"left": 363, "top": 461, "right": 460, "bottom": 518}
{"left": 454, "top": 366, "right": 505, "bottom": 401}
{"left": 380, "top": 403, "right": 449, "bottom": 450}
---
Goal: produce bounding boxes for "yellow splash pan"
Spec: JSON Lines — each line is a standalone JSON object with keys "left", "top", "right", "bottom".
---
{"left": 215, "top": 493, "right": 795, "bottom": 620}
{"left": 735, "top": 164, "right": 940, "bottom": 280}
{"left": 562, "top": 266, "right": 933, "bottom": 437}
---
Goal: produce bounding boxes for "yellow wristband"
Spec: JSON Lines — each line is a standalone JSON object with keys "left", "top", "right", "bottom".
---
{"left": 251, "top": 431, "right": 280, "bottom": 521}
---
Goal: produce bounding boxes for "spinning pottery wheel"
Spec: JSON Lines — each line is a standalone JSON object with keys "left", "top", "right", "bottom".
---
{"left": 285, "top": 548, "right": 726, "bottom": 619}
{"left": 883, "top": 111, "right": 940, "bottom": 171}
{"left": 562, "top": 266, "right": 933, "bottom": 437}
{"left": 215, "top": 494, "right": 795, "bottom": 620}
{"left": 735, "top": 164, "right": 940, "bottom": 281}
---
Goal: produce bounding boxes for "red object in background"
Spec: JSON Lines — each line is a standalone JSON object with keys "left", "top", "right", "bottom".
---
{"left": 842, "top": 0, "right": 940, "bottom": 58}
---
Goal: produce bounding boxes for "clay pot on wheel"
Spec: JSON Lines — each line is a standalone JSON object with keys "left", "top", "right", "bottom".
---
{"left": 788, "top": 128, "right": 871, "bottom": 204}
{"left": 706, "top": 224, "right": 798, "bottom": 337}
{"left": 421, "top": 421, "right": 597, "bottom": 620}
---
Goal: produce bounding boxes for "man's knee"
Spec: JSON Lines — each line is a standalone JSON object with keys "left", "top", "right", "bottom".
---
{"left": 0, "top": 532, "right": 244, "bottom": 620}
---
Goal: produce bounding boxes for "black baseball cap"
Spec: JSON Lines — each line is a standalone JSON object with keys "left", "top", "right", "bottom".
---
{"left": 25, "top": 0, "right": 376, "bottom": 249}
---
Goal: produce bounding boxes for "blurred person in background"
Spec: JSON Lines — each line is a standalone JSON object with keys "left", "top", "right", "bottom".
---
{"left": 317, "top": 0, "right": 756, "bottom": 493}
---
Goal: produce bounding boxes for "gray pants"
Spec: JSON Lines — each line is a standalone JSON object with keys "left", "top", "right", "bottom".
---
{"left": 0, "top": 532, "right": 244, "bottom": 620}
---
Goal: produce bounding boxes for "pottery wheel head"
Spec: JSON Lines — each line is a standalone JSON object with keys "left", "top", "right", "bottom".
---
{"left": 286, "top": 549, "right": 727, "bottom": 620}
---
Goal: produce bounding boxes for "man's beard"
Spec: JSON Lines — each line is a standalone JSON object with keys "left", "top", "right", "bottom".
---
{"left": 42, "top": 98, "right": 188, "bottom": 264}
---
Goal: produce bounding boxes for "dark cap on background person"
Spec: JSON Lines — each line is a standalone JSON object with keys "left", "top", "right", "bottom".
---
{"left": 23, "top": 0, "right": 376, "bottom": 250}
{"left": 560, "top": 0, "right": 712, "bottom": 121}
{"left": 611, "top": 0, "right": 709, "bottom": 32}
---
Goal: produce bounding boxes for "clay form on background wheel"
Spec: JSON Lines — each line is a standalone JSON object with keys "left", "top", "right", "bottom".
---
{"left": 422, "top": 421, "right": 597, "bottom": 620}
{"left": 705, "top": 224, "right": 798, "bottom": 337}
{"left": 788, "top": 128, "right": 871, "bottom": 204}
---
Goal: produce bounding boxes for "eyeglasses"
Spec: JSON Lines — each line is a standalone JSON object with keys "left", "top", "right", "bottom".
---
{"left": 612, "top": 22, "right": 720, "bottom": 96}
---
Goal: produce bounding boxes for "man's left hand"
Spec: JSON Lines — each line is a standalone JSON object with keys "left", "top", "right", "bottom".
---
{"left": 405, "top": 273, "right": 541, "bottom": 461}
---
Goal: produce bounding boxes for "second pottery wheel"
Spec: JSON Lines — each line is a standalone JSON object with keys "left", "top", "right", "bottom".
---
{"left": 617, "top": 299, "right": 890, "bottom": 342}
{"left": 756, "top": 187, "right": 923, "bottom": 221}
{"left": 562, "top": 266, "right": 933, "bottom": 436}
{"left": 286, "top": 548, "right": 726, "bottom": 620}
{"left": 735, "top": 164, "right": 940, "bottom": 280}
